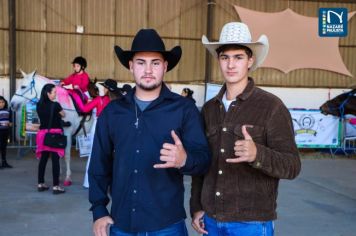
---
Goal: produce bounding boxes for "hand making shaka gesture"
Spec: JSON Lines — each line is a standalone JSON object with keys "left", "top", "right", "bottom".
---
{"left": 154, "top": 130, "right": 187, "bottom": 169}
{"left": 227, "top": 125, "right": 257, "bottom": 163}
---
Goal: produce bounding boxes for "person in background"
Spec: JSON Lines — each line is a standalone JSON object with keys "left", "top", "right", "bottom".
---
{"left": 60, "top": 56, "right": 90, "bottom": 104}
{"left": 190, "top": 22, "right": 301, "bottom": 236}
{"left": 36, "top": 84, "right": 66, "bottom": 194}
{"left": 80, "top": 79, "right": 120, "bottom": 188}
{"left": 0, "top": 96, "right": 13, "bottom": 169}
{"left": 89, "top": 28, "right": 211, "bottom": 236}
{"left": 121, "top": 84, "right": 132, "bottom": 96}
{"left": 181, "top": 87, "right": 196, "bottom": 104}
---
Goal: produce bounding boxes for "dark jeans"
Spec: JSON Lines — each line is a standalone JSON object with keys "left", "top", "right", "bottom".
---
{"left": 204, "top": 214, "right": 274, "bottom": 236}
{"left": 0, "top": 129, "right": 9, "bottom": 161}
{"left": 38, "top": 151, "right": 60, "bottom": 186}
{"left": 110, "top": 220, "right": 188, "bottom": 236}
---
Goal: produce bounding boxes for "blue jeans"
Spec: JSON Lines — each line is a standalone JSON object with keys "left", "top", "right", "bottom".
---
{"left": 110, "top": 220, "right": 188, "bottom": 236}
{"left": 204, "top": 214, "right": 274, "bottom": 236}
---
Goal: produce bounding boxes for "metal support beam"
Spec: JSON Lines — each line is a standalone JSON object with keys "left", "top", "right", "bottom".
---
{"left": 8, "top": 0, "right": 16, "bottom": 142}
{"left": 204, "top": 0, "right": 215, "bottom": 102}
{"left": 9, "top": 0, "right": 16, "bottom": 98}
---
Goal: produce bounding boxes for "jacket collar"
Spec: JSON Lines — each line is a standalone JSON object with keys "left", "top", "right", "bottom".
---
{"left": 214, "top": 77, "right": 256, "bottom": 103}
{"left": 119, "top": 82, "right": 174, "bottom": 105}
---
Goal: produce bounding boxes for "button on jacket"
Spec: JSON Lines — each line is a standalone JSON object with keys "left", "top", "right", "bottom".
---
{"left": 190, "top": 78, "right": 301, "bottom": 222}
{"left": 89, "top": 84, "right": 211, "bottom": 232}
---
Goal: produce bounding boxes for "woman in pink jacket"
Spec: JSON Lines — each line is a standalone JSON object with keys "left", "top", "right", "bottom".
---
{"left": 77, "top": 79, "right": 121, "bottom": 188}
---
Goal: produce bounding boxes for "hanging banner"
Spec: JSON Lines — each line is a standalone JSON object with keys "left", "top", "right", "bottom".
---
{"left": 25, "top": 101, "right": 40, "bottom": 132}
{"left": 76, "top": 134, "right": 92, "bottom": 157}
{"left": 290, "top": 109, "right": 341, "bottom": 148}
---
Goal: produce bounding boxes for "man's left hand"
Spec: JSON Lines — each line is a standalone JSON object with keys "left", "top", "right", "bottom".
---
{"left": 154, "top": 130, "right": 187, "bottom": 169}
{"left": 227, "top": 125, "right": 257, "bottom": 163}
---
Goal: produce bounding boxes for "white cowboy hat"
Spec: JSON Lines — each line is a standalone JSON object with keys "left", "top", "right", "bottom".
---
{"left": 202, "top": 22, "right": 269, "bottom": 71}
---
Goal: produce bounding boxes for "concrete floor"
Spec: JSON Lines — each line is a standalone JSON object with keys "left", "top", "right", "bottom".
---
{"left": 1, "top": 149, "right": 356, "bottom": 236}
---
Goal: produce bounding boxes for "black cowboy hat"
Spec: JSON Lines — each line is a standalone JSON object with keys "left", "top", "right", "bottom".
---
{"left": 114, "top": 29, "right": 182, "bottom": 72}
{"left": 100, "top": 79, "right": 118, "bottom": 92}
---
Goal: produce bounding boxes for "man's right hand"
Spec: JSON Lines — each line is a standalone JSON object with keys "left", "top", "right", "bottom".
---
{"left": 191, "top": 211, "right": 208, "bottom": 234}
{"left": 93, "top": 216, "right": 114, "bottom": 236}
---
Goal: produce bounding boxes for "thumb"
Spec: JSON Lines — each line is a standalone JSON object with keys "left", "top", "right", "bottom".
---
{"left": 171, "top": 130, "right": 182, "bottom": 145}
{"left": 242, "top": 125, "right": 253, "bottom": 140}
{"left": 107, "top": 217, "right": 114, "bottom": 224}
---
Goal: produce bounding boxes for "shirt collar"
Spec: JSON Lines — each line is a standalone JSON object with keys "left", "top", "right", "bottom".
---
{"left": 120, "top": 82, "right": 175, "bottom": 105}
{"left": 213, "top": 77, "right": 256, "bottom": 103}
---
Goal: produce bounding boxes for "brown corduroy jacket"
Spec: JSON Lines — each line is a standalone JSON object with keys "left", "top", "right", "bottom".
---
{"left": 190, "top": 78, "right": 301, "bottom": 222}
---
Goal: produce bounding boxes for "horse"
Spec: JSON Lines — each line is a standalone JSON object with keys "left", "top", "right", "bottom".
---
{"left": 10, "top": 70, "right": 96, "bottom": 186}
{"left": 320, "top": 89, "right": 356, "bottom": 117}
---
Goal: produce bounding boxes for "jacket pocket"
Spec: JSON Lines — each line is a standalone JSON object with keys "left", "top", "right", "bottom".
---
{"left": 233, "top": 124, "right": 265, "bottom": 143}
{"left": 206, "top": 126, "right": 219, "bottom": 148}
{"left": 206, "top": 126, "right": 218, "bottom": 138}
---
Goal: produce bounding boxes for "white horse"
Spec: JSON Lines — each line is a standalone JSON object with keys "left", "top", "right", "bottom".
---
{"left": 10, "top": 70, "right": 94, "bottom": 185}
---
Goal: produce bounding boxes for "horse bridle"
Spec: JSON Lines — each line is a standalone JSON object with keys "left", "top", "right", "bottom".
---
{"left": 327, "top": 91, "right": 353, "bottom": 118}
{"left": 13, "top": 74, "right": 39, "bottom": 103}
{"left": 13, "top": 75, "right": 87, "bottom": 114}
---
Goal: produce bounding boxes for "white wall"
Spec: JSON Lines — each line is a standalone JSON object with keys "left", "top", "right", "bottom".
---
{"left": 0, "top": 77, "right": 24, "bottom": 102}
{"left": 0, "top": 77, "right": 351, "bottom": 109}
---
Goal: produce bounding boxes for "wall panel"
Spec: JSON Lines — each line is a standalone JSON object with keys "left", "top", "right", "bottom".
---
{"left": 16, "top": 0, "right": 45, "bottom": 30}
{"left": 16, "top": 31, "right": 45, "bottom": 74}
{"left": 0, "top": 0, "right": 354, "bottom": 88}
{"left": 46, "top": 33, "right": 81, "bottom": 78}
{"left": 0, "top": 30, "right": 8, "bottom": 75}
{"left": 46, "top": 0, "right": 81, "bottom": 32}
{"left": 0, "top": 0, "right": 8, "bottom": 28}
{"left": 82, "top": 35, "right": 115, "bottom": 79}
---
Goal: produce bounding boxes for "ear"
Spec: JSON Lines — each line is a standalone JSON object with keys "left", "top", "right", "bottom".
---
{"left": 94, "top": 77, "right": 97, "bottom": 83}
{"left": 129, "top": 61, "right": 134, "bottom": 73}
{"left": 29, "top": 70, "right": 37, "bottom": 78}
{"left": 247, "top": 57, "right": 254, "bottom": 70}
{"left": 19, "top": 69, "right": 26, "bottom": 78}
{"left": 164, "top": 61, "right": 168, "bottom": 73}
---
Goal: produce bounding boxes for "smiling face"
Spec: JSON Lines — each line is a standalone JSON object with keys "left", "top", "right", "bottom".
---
{"left": 218, "top": 48, "right": 254, "bottom": 87}
{"left": 129, "top": 51, "right": 168, "bottom": 92}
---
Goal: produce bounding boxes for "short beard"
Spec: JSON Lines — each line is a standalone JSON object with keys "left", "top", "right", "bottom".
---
{"left": 136, "top": 80, "right": 162, "bottom": 91}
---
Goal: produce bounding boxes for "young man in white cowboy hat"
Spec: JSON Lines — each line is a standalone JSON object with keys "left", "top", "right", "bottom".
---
{"left": 88, "top": 28, "right": 210, "bottom": 236}
{"left": 190, "top": 22, "right": 301, "bottom": 235}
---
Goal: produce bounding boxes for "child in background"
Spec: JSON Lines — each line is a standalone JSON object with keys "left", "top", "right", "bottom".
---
{"left": 0, "top": 96, "right": 13, "bottom": 169}
{"left": 60, "top": 56, "right": 90, "bottom": 103}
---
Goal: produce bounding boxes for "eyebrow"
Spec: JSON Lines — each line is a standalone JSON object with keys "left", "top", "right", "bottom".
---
{"left": 219, "top": 53, "right": 246, "bottom": 57}
{"left": 134, "top": 58, "right": 163, "bottom": 62}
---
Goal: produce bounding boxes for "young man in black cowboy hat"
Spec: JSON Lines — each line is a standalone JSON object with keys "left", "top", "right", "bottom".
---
{"left": 190, "top": 22, "right": 301, "bottom": 236}
{"left": 88, "top": 29, "right": 211, "bottom": 236}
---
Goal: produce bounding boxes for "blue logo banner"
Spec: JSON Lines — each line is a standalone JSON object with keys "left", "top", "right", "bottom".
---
{"left": 319, "top": 8, "right": 348, "bottom": 37}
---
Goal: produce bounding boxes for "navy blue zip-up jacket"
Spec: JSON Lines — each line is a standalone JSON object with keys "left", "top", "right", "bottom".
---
{"left": 88, "top": 84, "right": 211, "bottom": 232}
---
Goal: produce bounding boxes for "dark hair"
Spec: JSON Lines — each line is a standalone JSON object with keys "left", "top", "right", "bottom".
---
{"left": 72, "top": 56, "right": 87, "bottom": 70}
{"left": 183, "top": 88, "right": 194, "bottom": 98}
{"left": 38, "top": 84, "right": 56, "bottom": 106}
{"left": 122, "top": 84, "right": 132, "bottom": 93}
{"left": 0, "top": 96, "right": 8, "bottom": 110}
{"left": 216, "top": 44, "right": 253, "bottom": 58}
